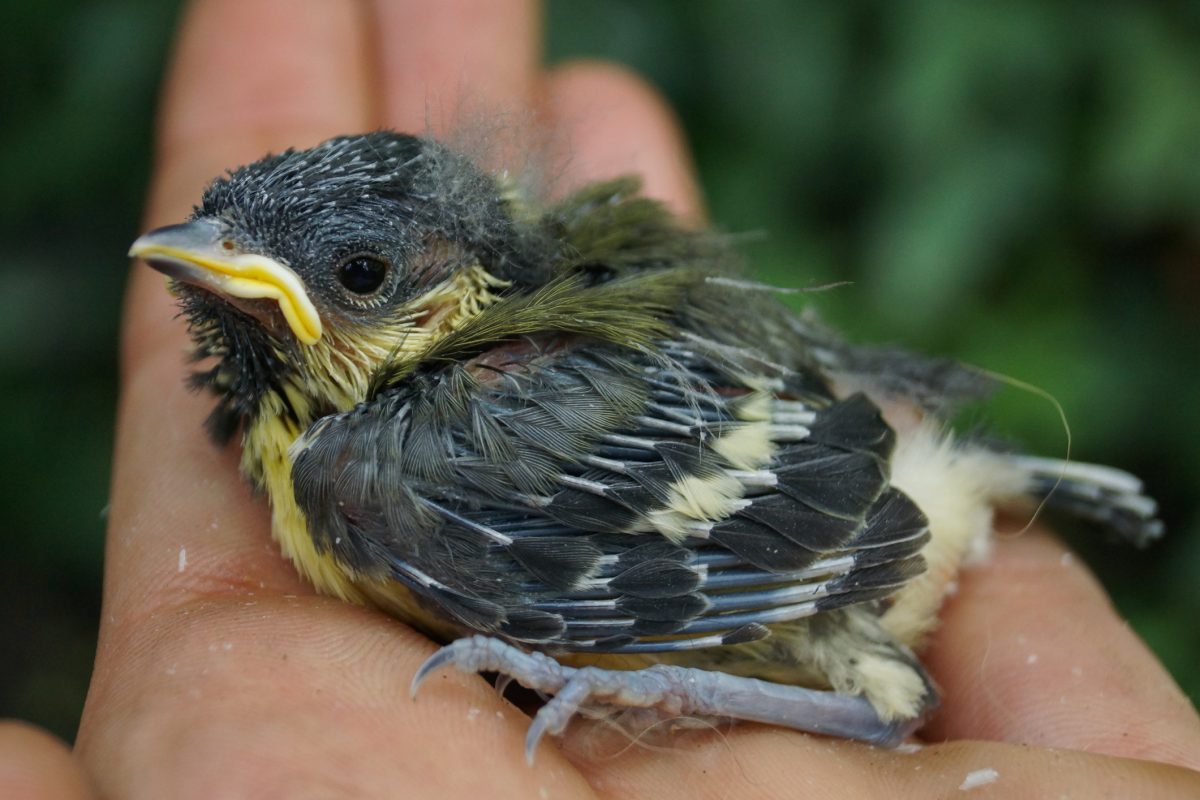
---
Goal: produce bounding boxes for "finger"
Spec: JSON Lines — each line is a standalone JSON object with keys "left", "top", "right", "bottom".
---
{"left": 542, "top": 61, "right": 702, "bottom": 221}
{"left": 124, "top": 0, "right": 374, "bottom": 368}
{"left": 0, "top": 721, "right": 94, "bottom": 800}
{"left": 371, "top": 0, "right": 540, "bottom": 136}
{"left": 922, "top": 530, "right": 1200, "bottom": 770}
{"left": 78, "top": 600, "right": 599, "bottom": 798}
{"left": 568, "top": 728, "right": 1200, "bottom": 800}
{"left": 109, "top": 0, "right": 373, "bottom": 624}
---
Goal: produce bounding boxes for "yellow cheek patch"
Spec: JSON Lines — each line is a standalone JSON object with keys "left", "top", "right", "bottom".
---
{"left": 408, "top": 265, "right": 512, "bottom": 331}
{"left": 288, "top": 264, "right": 512, "bottom": 415}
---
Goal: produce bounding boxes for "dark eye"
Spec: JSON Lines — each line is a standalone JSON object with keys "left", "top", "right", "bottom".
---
{"left": 337, "top": 255, "right": 389, "bottom": 295}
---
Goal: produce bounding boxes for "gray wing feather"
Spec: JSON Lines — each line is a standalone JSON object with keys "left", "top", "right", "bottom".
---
{"left": 290, "top": 337, "right": 929, "bottom": 651}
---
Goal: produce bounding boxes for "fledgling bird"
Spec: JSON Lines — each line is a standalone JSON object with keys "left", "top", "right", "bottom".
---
{"left": 130, "top": 132, "right": 1161, "bottom": 762}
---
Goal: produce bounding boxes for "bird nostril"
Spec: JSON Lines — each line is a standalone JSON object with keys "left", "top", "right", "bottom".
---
{"left": 221, "top": 239, "right": 235, "bottom": 251}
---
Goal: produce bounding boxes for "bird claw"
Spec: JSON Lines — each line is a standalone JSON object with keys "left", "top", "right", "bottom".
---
{"left": 410, "top": 634, "right": 573, "bottom": 700}
{"left": 521, "top": 664, "right": 691, "bottom": 763}
{"left": 413, "top": 637, "right": 692, "bottom": 763}
{"left": 413, "top": 635, "right": 915, "bottom": 765}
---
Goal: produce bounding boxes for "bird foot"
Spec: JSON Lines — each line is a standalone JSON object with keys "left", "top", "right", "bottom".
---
{"left": 412, "top": 635, "right": 916, "bottom": 764}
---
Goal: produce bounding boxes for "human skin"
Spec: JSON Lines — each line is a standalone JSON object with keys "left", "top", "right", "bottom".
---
{"left": 3, "top": 2, "right": 1199, "bottom": 797}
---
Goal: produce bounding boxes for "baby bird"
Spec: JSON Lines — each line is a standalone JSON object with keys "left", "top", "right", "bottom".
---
{"left": 130, "top": 132, "right": 1161, "bottom": 762}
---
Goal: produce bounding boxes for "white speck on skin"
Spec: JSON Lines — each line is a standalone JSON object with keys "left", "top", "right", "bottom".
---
{"left": 467, "top": 707, "right": 481, "bottom": 721}
{"left": 1071, "top": 666, "right": 1083, "bottom": 677}
{"left": 944, "top": 580, "right": 959, "bottom": 597}
{"left": 207, "top": 643, "right": 217, "bottom": 652}
{"left": 1060, "top": 552, "right": 1074, "bottom": 567}
{"left": 165, "top": 664, "right": 177, "bottom": 676}
{"left": 895, "top": 742, "right": 924, "bottom": 754}
{"left": 539, "top": 788, "right": 549, "bottom": 799}
{"left": 210, "top": 520, "right": 219, "bottom": 530}
{"left": 496, "top": 711, "right": 505, "bottom": 719}
{"left": 1026, "top": 654, "right": 1039, "bottom": 665}
{"left": 222, "top": 642, "right": 233, "bottom": 651}
{"left": 959, "top": 768, "right": 998, "bottom": 790}
{"left": 177, "top": 547, "right": 187, "bottom": 572}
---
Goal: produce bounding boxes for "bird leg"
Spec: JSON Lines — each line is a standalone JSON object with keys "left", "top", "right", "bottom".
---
{"left": 411, "top": 635, "right": 919, "bottom": 764}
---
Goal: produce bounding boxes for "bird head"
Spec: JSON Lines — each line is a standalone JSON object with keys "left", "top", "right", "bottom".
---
{"left": 130, "top": 132, "right": 539, "bottom": 439}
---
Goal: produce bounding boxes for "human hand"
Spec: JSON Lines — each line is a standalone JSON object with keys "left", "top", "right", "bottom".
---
{"left": 35, "top": 2, "right": 1200, "bottom": 797}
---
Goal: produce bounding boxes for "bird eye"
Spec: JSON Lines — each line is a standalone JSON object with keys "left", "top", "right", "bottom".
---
{"left": 337, "top": 255, "right": 389, "bottom": 295}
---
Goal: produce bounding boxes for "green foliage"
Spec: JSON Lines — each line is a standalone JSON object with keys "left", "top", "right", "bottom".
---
{"left": 2, "top": 0, "right": 1197, "bottom": 739}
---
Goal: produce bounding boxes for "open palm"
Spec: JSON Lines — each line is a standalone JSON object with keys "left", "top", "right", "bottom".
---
{"left": 10, "top": 2, "right": 1194, "bottom": 797}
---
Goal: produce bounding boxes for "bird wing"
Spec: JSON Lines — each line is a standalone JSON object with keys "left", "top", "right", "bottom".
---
{"left": 290, "top": 335, "right": 929, "bottom": 653}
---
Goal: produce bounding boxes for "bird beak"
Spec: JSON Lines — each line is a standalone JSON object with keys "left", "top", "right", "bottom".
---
{"left": 129, "top": 218, "right": 323, "bottom": 345}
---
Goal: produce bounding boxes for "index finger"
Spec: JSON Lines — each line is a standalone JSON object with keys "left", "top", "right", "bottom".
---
{"left": 109, "top": 0, "right": 375, "bottom": 625}
{"left": 123, "top": 0, "right": 374, "bottom": 368}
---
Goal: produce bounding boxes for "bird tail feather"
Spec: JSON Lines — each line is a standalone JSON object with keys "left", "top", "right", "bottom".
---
{"left": 1004, "top": 455, "right": 1163, "bottom": 547}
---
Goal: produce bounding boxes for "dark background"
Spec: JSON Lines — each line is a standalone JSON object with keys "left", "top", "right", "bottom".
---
{"left": 3, "top": 1, "right": 1198, "bottom": 742}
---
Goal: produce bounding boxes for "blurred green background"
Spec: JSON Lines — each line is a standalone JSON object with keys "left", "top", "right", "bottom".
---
{"left": 2, "top": 1, "right": 1198, "bottom": 743}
